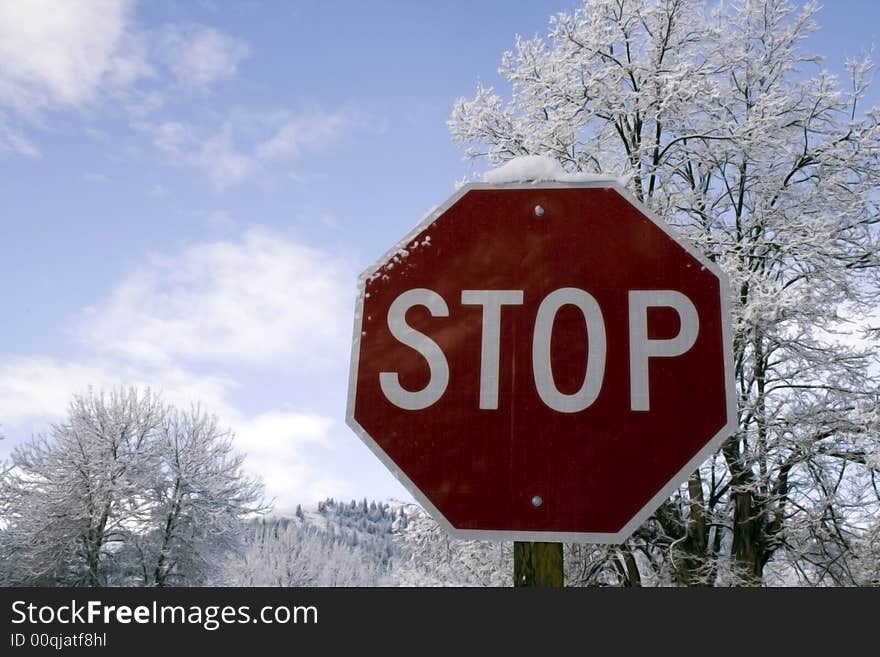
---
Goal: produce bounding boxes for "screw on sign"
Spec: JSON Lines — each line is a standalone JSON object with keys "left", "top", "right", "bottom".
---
{"left": 346, "top": 182, "right": 736, "bottom": 582}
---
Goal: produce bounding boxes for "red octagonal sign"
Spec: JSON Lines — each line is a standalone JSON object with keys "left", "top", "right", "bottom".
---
{"left": 347, "top": 182, "right": 736, "bottom": 542}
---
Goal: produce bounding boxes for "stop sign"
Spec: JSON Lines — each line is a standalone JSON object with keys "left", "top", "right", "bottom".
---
{"left": 347, "top": 182, "right": 735, "bottom": 543}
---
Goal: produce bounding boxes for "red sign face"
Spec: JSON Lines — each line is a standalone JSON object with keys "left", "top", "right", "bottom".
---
{"left": 347, "top": 183, "right": 735, "bottom": 542}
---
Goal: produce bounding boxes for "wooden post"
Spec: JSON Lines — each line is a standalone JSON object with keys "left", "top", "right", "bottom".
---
{"left": 514, "top": 541, "right": 564, "bottom": 587}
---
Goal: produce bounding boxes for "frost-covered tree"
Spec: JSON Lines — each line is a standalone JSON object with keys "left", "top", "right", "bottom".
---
{"left": 0, "top": 389, "right": 163, "bottom": 585}
{"left": 394, "top": 504, "right": 511, "bottom": 586}
{"left": 127, "top": 406, "right": 266, "bottom": 586}
{"left": 222, "top": 518, "right": 385, "bottom": 587}
{"left": 450, "top": 0, "right": 880, "bottom": 585}
{"left": 0, "top": 388, "right": 265, "bottom": 586}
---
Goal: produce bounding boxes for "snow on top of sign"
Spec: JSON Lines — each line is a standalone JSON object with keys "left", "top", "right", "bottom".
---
{"left": 365, "top": 235, "right": 433, "bottom": 284}
{"left": 483, "top": 155, "right": 622, "bottom": 185}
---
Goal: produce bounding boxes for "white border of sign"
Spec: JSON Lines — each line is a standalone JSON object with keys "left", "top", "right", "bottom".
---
{"left": 345, "top": 181, "right": 738, "bottom": 544}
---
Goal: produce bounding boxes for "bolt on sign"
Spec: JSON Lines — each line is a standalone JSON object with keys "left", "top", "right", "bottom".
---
{"left": 346, "top": 182, "right": 736, "bottom": 543}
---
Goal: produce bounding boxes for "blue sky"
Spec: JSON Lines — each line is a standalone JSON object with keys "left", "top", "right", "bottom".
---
{"left": 1, "top": 0, "right": 878, "bottom": 510}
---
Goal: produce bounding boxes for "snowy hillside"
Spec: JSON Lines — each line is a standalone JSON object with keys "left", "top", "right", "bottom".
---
{"left": 219, "top": 499, "right": 511, "bottom": 587}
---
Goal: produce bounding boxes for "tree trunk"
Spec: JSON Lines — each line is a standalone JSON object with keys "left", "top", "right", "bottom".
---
{"left": 514, "top": 542, "right": 564, "bottom": 587}
{"left": 731, "top": 489, "right": 767, "bottom": 585}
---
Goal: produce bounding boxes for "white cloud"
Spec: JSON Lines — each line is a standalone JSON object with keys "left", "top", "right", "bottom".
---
{"left": 151, "top": 120, "right": 189, "bottom": 151}
{"left": 0, "top": 358, "right": 109, "bottom": 427}
{"left": 232, "top": 411, "right": 350, "bottom": 504}
{"left": 146, "top": 119, "right": 253, "bottom": 187}
{"left": 237, "top": 411, "right": 332, "bottom": 450}
{"left": 157, "top": 23, "right": 250, "bottom": 88}
{"left": 0, "top": 114, "right": 39, "bottom": 157}
{"left": 80, "top": 227, "right": 353, "bottom": 369}
{"left": 256, "top": 112, "right": 352, "bottom": 160}
{"left": 200, "top": 125, "right": 257, "bottom": 186}
{"left": 0, "top": 3, "right": 253, "bottom": 154}
{"left": 0, "top": 0, "right": 147, "bottom": 114}
{"left": 0, "top": 356, "right": 236, "bottom": 429}
{"left": 0, "top": 4, "right": 250, "bottom": 114}
{"left": 0, "top": 0, "right": 357, "bottom": 182}
{"left": 143, "top": 109, "right": 357, "bottom": 188}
